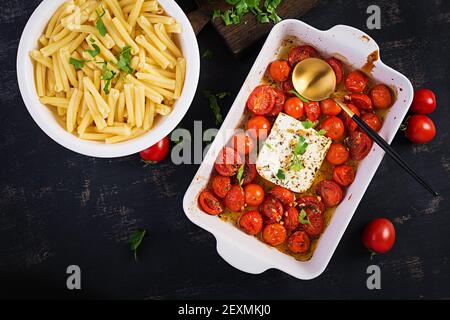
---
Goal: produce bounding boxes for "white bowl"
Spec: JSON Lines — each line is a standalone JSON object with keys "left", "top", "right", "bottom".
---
{"left": 17, "top": 0, "right": 200, "bottom": 158}
{"left": 183, "top": 20, "right": 414, "bottom": 280}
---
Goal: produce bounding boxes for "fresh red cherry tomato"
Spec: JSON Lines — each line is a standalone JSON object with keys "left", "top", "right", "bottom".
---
{"left": 199, "top": 190, "right": 224, "bottom": 215}
{"left": 405, "top": 115, "right": 436, "bottom": 144}
{"left": 410, "top": 89, "right": 436, "bottom": 114}
{"left": 244, "top": 184, "right": 265, "bottom": 206}
{"left": 246, "top": 116, "right": 271, "bottom": 140}
{"left": 284, "top": 97, "right": 304, "bottom": 119}
{"left": 362, "top": 218, "right": 396, "bottom": 254}
{"left": 139, "top": 136, "right": 170, "bottom": 163}
{"left": 320, "top": 116, "right": 345, "bottom": 140}
{"left": 269, "top": 60, "right": 291, "bottom": 82}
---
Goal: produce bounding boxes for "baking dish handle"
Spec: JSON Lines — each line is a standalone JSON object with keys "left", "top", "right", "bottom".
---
{"left": 216, "top": 236, "right": 272, "bottom": 274}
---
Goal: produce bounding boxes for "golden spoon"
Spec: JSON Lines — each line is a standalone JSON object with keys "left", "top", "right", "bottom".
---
{"left": 291, "top": 58, "right": 438, "bottom": 196}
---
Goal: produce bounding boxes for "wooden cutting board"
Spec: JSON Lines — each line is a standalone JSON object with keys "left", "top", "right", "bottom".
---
{"left": 187, "top": 0, "right": 320, "bottom": 55}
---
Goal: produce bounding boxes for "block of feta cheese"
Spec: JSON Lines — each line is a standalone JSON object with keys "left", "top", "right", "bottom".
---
{"left": 256, "top": 113, "right": 332, "bottom": 193}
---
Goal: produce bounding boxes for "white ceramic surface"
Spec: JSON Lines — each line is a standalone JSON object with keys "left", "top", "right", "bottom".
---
{"left": 183, "top": 20, "right": 413, "bottom": 280}
{"left": 17, "top": 0, "right": 200, "bottom": 158}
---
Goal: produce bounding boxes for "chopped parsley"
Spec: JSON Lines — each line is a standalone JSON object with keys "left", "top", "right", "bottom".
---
{"left": 212, "top": 0, "right": 283, "bottom": 26}
{"left": 117, "top": 46, "right": 134, "bottom": 74}
{"left": 100, "top": 62, "right": 117, "bottom": 94}
{"left": 69, "top": 58, "right": 87, "bottom": 70}
{"left": 289, "top": 89, "right": 309, "bottom": 103}
{"left": 276, "top": 169, "right": 285, "bottom": 180}
{"left": 202, "top": 49, "right": 214, "bottom": 60}
{"left": 128, "top": 229, "right": 146, "bottom": 261}
{"left": 290, "top": 136, "right": 308, "bottom": 171}
{"left": 298, "top": 209, "right": 311, "bottom": 225}
{"left": 203, "top": 91, "right": 230, "bottom": 126}
{"left": 301, "top": 120, "right": 314, "bottom": 129}
{"left": 96, "top": 8, "right": 107, "bottom": 37}
{"left": 317, "top": 129, "right": 327, "bottom": 135}
{"left": 236, "top": 164, "right": 245, "bottom": 186}
{"left": 85, "top": 43, "right": 100, "bottom": 58}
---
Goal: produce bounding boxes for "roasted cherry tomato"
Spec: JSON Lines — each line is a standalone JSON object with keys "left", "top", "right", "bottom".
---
{"left": 304, "top": 101, "right": 321, "bottom": 121}
{"left": 139, "top": 136, "right": 170, "bottom": 163}
{"left": 405, "top": 115, "right": 436, "bottom": 144}
{"left": 284, "top": 97, "right": 304, "bottom": 119}
{"left": 347, "top": 131, "right": 373, "bottom": 161}
{"left": 246, "top": 85, "right": 275, "bottom": 115}
{"left": 284, "top": 207, "right": 300, "bottom": 231}
{"left": 224, "top": 185, "right": 245, "bottom": 212}
{"left": 316, "top": 180, "right": 344, "bottom": 207}
{"left": 326, "top": 143, "right": 349, "bottom": 165}
{"left": 333, "top": 165, "right": 355, "bottom": 187}
{"left": 297, "top": 196, "right": 325, "bottom": 215}
{"left": 244, "top": 184, "right": 265, "bottom": 207}
{"left": 326, "top": 57, "right": 343, "bottom": 85}
{"left": 320, "top": 98, "right": 341, "bottom": 116}
{"left": 362, "top": 218, "right": 396, "bottom": 254}
{"left": 281, "top": 78, "right": 294, "bottom": 96}
{"left": 262, "top": 223, "right": 287, "bottom": 246}
{"left": 287, "top": 231, "right": 311, "bottom": 254}
{"left": 260, "top": 197, "right": 284, "bottom": 223}
{"left": 320, "top": 116, "right": 345, "bottom": 140}
{"left": 269, "top": 60, "right": 291, "bottom": 82}
{"left": 345, "top": 70, "right": 368, "bottom": 93}
{"left": 288, "top": 45, "right": 319, "bottom": 67}
{"left": 270, "top": 186, "right": 295, "bottom": 207}
{"left": 361, "top": 112, "right": 382, "bottom": 132}
{"left": 342, "top": 103, "right": 360, "bottom": 132}
{"left": 370, "top": 84, "right": 392, "bottom": 109}
{"left": 214, "top": 147, "right": 242, "bottom": 176}
{"left": 211, "top": 175, "right": 232, "bottom": 198}
{"left": 239, "top": 211, "right": 263, "bottom": 235}
{"left": 301, "top": 211, "right": 324, "bottom": 238}
{"left": 199, "top": 190, "right": 223, "bottom": 215}
{"left": 246, "top": 115, "right": 271, "bottom": 140}
{"left": 231, "top": 132, "right": 254, "bottom": 155}
{"left": 410, "top": 88, "right": 436, "bottom": 114}
{"left": 267, "top": 87, "right": 285, "bottom": 117}
{"left": 350, "top": 93, "right": 373, "bottom": 111}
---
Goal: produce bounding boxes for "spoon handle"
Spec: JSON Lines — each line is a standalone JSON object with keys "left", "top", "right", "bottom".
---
{"left": 335, "top": 100, "right": 439, "bottom": 197}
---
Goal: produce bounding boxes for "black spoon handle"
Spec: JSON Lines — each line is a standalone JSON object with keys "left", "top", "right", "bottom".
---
{"left": 351, "top": 114, "right": 439, "bottom": 197}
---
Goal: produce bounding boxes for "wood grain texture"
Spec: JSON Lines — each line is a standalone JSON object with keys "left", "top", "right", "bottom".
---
{"left": 195, "top": 0, "right": 320, "bottom": 54}
{"left": 0, "top": 0, "right": 449, "bottom": 299}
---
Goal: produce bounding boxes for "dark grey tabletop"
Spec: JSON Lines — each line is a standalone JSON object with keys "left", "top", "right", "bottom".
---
{"left": 0, "top": 0, "right": 449, "bottom": 299}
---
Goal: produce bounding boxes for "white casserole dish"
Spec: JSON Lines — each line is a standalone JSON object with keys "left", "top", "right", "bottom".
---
{"left": 17, "top": 0, "right": 200, "bottom": 158}
{"left": 183, "top": 20, "right": 413, "bottom": 280}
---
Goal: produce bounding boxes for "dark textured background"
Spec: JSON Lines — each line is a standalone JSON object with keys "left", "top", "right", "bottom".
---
{"left": 1, "top": 0, "right": 449, "bottom": 300}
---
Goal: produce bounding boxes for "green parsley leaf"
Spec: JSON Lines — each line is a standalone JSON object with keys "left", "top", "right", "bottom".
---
{"left": 204, "top": 91, "right": 229, "bottom": 125}
{"left": 294, "top": 136, "right": 308, "bottom": 155}
{"left": 202, "top": 49, "right": 214, "bottom": 60}
{"left": 276, "top": 169, "right": 285, "bottom": 180}
{"left": 128, "top": 229, "right": 146, "bottom": 261}
{"left": 85, "top": 43, "right": 100, "bottom": 58}
{"left": 236, "top": 164, "right": 245, "bottom": 186}
{"left": 298, "top": 209, "right": 311, "bottom": 225}
{"left": 264, "top": 142, "right": 273, "bottom": 150}
{"left": 216, "top": 92, "right": 230, "bottom": 99}
{"left": 96, "top": 8, "right": 107, "bottom": 36}
{"left": 290, "top": 155, "right": 303, "bottom": 171}
{"left": 289, "top": 89, "right": 310, "bottom": 103}
{"left": 101, "top": 63, "right": 117, "bottom": 95}
{"left": 301, "top": 120, "right": 314, "bottom": 129}
{"left": 317, "top": 129, "right": 327, "bottom": 135}
{"left": 211, "top": 9, "right": 221, "bottom": 21}
{"left": 69, "top": 58, "right": 87, "bottom": 70}
{"left": 257, "top": 13, "right": 270, "bottom": 23}
{"left": 117, "top": 46, "right": 134, "bottom": 74}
